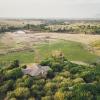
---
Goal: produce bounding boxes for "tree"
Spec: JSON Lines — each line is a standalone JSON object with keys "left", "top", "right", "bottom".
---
{"left": 44, "top": 82, "right": 57, "bottom": 94}
{"left": 51, "top": 62, "right": 62, "bottom": 72}
{"left": 80, "top": 71, "right": 96, "bottom": 83}
{"left": 14, "top": 87, "right": 30, "bottom": 99}
{"left": 5, "top": 68, "right": 23, "bottom": 80}
{"left": 54, "top": 91, "right": 65, "bottom": 100}
{"left": 0, "top": 80, "right": 14, "bottom": 95}
{"left": 10, "top": 60, "right": 20, "bottom": 69}
{"left": 31, "top": 84, "right": 44, "bottom": 99}
{"left": 47, "top": 69, "right": 54, "bottom": 78}
{"left": 6, "top": 91, "right": 15, "bottom": 99}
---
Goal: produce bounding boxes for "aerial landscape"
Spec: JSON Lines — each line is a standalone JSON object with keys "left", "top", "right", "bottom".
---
{"left": 0, "top": 0, "right": 100, "bottom": 100}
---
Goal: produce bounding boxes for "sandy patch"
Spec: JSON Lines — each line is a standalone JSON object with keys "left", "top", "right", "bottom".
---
{"left": 0, "top": 31, "right": 100, "bottom": 55}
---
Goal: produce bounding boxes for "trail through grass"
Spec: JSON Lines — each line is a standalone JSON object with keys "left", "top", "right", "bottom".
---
{"left": 0, "top": 40, "right": 99, "bottom": 67}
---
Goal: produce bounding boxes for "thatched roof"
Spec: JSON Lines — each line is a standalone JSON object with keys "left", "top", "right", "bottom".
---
{"left": 22, "top": 63, "right": 50, "bottom": 76}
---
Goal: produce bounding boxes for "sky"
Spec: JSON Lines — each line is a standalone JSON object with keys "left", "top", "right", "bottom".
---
{"left": 0, "top": 0, "right": 100, "bottom": 19}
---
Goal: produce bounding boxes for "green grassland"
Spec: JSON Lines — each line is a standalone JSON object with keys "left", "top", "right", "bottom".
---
{"left": 37, "top": 40, "right": 99, "bottom": 62}
{"left": 0, "top": 40, "right": 99, "bottom": 66}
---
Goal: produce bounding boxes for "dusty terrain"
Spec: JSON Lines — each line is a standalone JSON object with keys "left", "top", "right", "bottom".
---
{"left": 0, "top": 31, "right": 100, "bottom": 55}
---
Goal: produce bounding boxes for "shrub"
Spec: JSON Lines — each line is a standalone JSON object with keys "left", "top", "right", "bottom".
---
{"left": 59, "top": 71, "right": 70, "bottom": 78}
{"left": 80, "top": 71, "right": 96, "bottom": 82}
{"left": 44, "top": 82, "right": 57, "bottom": 93}
{"left": 70, "top": 66, "right": 82, "bottom": 74}
{"left": 47, "top": 69, "right": 54, "bottom": 78}
{"left": 40, "top": 59, "right": 52, "bottom": 66}
{"left": 10, "top": 60, "right": 20, "bottom": 68}
{"left": 21, "top": 65, "right": 27, "bottom": 69}
{"left": 5, "top": 68, "right": 23, "bottom": 80}
{"left": 22, "top": 75, "right": 33, "bottom": 87}
{"left": 73, "top": 78, "right": 84, "bottom": 84}
{"left": 0, "top": 80, "right": 14, "bottom": 94}
{"left": 51, "top": 62, "right": 62, "bottom": 72}
{"left": 14, "top": 87, "right": 30, "bottom": 98}
{"left": 54, "top": 91, "right": 65, "bottom": 100}
{"left": 6, "top": 91, "right": 15, "bottom": 99}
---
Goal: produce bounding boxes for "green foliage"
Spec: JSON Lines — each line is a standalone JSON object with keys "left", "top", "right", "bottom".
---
{"left": 0, "top": 80, "right": 14, "bottom": 95}
{"left": 14, "top": 87, "right": 30, "bottom": 98}
{"left": 6, "top": 91, "right": 15, "bottom": 99}
{"left": 48, "top": 23, "right": 100, "bottom": 34}
{"left": 0, "top": 55, "right": 100, "bottom": 100}
{"left": 51, "top": 62, "right": 62, "bottom": 72}
{"left": 10, "top": 60, "right": 20, "bottom": 68}
{"left": 40, "top": 58, "right": 52, "bottom": 66}
{"left": 54, "top": 91, "right": 66, "bottom": 100}
{"left": 80, "top": 71, "right": 96, "bottom": 82}
{"left": 73, "top": 83, "right": 99, "bottom": 99}
{"left": 5, "top": 68, "right": 23, "bottom": 80}
{"left": 47, "top": 69, "right": 54, "bottom": 78}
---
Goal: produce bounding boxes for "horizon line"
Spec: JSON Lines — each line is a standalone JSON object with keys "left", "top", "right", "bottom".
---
{"left": 0, "top": 17, "right": 100, "bottom": 20}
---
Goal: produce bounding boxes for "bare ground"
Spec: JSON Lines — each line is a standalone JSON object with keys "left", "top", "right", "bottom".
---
{"left": 0, "top": 31, "right": 100, "bottom": 55}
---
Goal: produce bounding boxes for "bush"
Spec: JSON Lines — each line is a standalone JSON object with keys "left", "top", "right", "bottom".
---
{"left": 59, "top": 71, "right": 70, "bottom": 78}
{"left": 31, "top": 84, "right": 44, "bottom": 98}
{"left": 21, "top": 65, "right": 27, "bottom": 69}
{"left": 47, "top": 69, "right": 54, "bottom": 78}
{"left": 22, "top": 75, "right": 33, "bottom": 87}
{"left": 73, "top": 78, "right": 84, "bottom": 84}
{"left": 70, "top": 66, "right": 83, "bottom": 74}
{"left": 40, "top": 59, "right": 52, "bottom": 66}
{"left": 0, "top": 80, "right": 14, "bottom": 94}
{"left": 6, "top": 91, "right": 15, "bottom": 99}
{"left": 10, "top": 60, "right": 20, "bottom": 68}
{"left": 44, "top": 82, "right": 57, "bottom": 93}
{"left": 73, "top": 83, "right": 98, "bottom": 99}
{"left": 14, "top": 87, "right": 30, "bottom": 98}
{"left": 51, "top": 62, "right": 62, "bottom": 72}
{"left": 80, "top": 71, "right": 96, "bottom": 82}
{"left": 5, "top": 68, "right": 23, "bottom": 80}
{"left": 54, "top": 91, "right": 65, "bottom": 100}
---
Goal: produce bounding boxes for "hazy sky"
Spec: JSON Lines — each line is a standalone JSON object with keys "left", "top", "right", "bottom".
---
{"left": 0, "top": 0, "right": 100, "bottom": 18}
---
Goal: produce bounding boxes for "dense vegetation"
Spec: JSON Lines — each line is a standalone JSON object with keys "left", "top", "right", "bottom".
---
{"left": 0, "top": 24, "right": 49, "bottom": 33}
{"left": 47, "top": 24, "right": 100, "bottom": 34}
{"left": 0, "top": 52, "right": 100, "bottom": 100}
{"left": 0, "top": 22, "right": 100, "bottom": 34}
{"left": 0, "top": 25, "right": 24, "bottom": 33}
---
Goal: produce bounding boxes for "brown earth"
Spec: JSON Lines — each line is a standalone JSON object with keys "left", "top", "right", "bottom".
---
{"left": 0, "top": 31, "right": 100, "bottom": 55}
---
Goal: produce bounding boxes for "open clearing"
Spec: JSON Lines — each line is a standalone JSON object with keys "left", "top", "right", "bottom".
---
{"left": 0, "top": 31, "right": 100, "bottom": 66}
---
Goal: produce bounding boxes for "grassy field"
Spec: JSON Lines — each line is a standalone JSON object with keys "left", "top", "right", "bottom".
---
{"left": 0, "top": 40, "right": 99, "bottom": 67}
{"left": 90, "top": 40, "right": 100, "bottom": 56}
{"left": 0, "top": 51, "right": 35, "bottom": 67}
{"left": 37, "top": 40, "right": 99, "bottom": 62}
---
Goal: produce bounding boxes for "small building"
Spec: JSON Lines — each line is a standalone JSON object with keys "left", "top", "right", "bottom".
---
{"left": 22, "top": 63, "right": 50, "bottom": 77}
